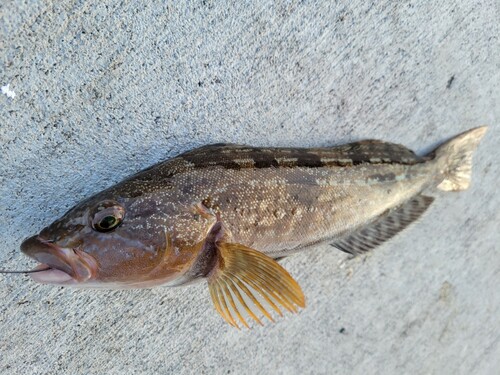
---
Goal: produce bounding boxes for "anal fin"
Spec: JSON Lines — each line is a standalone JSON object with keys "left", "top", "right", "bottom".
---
{"left": 333, "top": 195, "right": 434, "bottom": 256}
{"left": 208, "top": 242, "right": 305, "bottom": 329}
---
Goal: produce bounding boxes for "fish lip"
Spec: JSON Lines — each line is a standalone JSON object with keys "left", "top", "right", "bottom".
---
{"left": 21, "top": 235, "right": 97, "bottom": 284}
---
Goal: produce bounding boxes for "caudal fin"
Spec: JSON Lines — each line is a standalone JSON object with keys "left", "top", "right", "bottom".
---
{"left": 431, "top": 126, "right": 487, "bottom": 191}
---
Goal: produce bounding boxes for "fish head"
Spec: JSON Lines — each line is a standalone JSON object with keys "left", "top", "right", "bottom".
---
{"left": 21, "top": 192, "right": 184, "bottom": 288}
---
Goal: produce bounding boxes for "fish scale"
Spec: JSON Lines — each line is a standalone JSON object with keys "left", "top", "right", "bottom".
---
{"left": 5, "top": 127, "right": 487, "bottom": 328}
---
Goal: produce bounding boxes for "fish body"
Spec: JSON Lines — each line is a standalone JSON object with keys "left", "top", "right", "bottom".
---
{"left": 17, "top": 127, "right": 487, "bottom": 327}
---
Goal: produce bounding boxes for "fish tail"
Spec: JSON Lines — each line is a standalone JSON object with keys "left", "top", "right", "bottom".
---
{"left": 430, "top": 126, "right": 487, "bottom": 191}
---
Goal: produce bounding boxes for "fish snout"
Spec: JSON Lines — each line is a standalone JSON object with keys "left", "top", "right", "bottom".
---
{"left": 21, "top": 235, "right": 60, "bottom": 262}
{"left": 21, "top": 235, "right": 96, "bottom": 282}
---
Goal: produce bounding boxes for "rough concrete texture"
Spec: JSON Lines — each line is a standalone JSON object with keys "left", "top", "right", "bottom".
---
{"left": 1, "top": 1, "right": 499, "bottom": 374}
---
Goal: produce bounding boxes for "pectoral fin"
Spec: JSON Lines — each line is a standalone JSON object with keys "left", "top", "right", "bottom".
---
{"left": 208, "top": 242, "right": 305, "bottom": 329}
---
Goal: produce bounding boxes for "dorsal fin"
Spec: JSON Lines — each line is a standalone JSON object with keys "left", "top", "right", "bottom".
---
{"left": 339, "top": 140, "right": 422, "bottom": 164}
{"left": 120, "top": 140, "right": 424, "bottom": 194}
{"left": 178, "top": 141, "right": 423, "bottom": 169}
{"left": 333, "top": 195, "right": 434, "bottom": 256}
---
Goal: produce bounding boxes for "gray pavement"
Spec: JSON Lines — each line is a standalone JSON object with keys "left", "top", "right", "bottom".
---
{"left": 1, "top": 1, "right": 499, "bottom": 374}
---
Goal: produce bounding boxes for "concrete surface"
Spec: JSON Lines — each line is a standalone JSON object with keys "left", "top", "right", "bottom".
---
{"left": 1, "top": 1, "right": 499, "bottom": 374}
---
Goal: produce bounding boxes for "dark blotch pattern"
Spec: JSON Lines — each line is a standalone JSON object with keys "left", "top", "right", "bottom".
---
{"left": 113, "top": 141, "right": 425, "bottom": 196}
{"left": 178, "top": 142, "right": 423, "bottom": 171}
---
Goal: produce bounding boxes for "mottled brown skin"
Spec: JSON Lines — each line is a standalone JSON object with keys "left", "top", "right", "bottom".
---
{"left": 21, "top": 141, "right": 428, "bottom": 286}
{"left": 19, "top": 128, "right": 486, "bottom": 291}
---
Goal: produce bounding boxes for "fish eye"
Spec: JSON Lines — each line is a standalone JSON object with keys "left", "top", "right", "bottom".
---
{"left": 96, "top": 215, "right": 121, "bottom": 232}
{"left": 91, "top": 201, "right": 125, "bottom": 233}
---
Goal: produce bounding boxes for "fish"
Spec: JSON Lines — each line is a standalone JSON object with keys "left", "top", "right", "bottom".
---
{"left": 4, "top": 127, "right": 487, "bottom": 328}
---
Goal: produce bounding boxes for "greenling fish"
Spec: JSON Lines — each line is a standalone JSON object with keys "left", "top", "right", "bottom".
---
{"left": 2, "top": 127, "right": 487, "bottom": 328}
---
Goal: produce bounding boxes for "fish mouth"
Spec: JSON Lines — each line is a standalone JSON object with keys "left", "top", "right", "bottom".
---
{"left": 20, "top": 235, "right": 97, "bottom": 285}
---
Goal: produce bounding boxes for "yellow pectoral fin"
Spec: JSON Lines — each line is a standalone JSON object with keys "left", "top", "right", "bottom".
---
{"left": 208, "top": 242, "right": 305, "bottom": 329}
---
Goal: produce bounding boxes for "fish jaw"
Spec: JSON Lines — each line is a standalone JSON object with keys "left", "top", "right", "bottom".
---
{"left": 30, "top": 264, "right": 74, "bottom": 284}
{"left": 20, "top": 235, "right": 98, "bottom": 285}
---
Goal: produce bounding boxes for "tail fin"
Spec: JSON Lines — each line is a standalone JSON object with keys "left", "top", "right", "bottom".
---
{"left": 430, "top": 126, "right": 487, "bottom": 191}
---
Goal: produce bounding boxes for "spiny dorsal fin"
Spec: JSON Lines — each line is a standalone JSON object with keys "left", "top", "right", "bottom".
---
{"left": 333, "top": 195, "right": 434, "bottom": 256}
{"left": 208, "top": 243, "right": 305, "bottom": 329}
